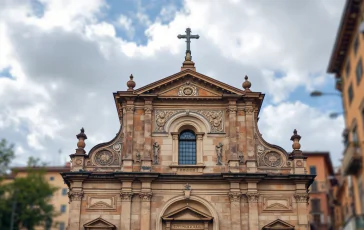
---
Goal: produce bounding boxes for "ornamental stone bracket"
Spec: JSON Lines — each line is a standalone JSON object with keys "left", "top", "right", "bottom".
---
{"left": 139, "top": 192, "right": 153, "bottom": 201}
{"left": 68, "top": 190, "right": 84, "bottom": 203}
{"left": 294, "top": 193, "right": 309, "bottom": 203}
{"left": 120, "top": 191, "right": 134, "bottom": 201}
{"left": 246, "top": 192, "right": 260, "bottom": 203}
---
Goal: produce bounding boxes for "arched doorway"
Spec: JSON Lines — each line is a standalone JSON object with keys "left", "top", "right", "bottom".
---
{"left": 156, "top": 196, "right": 219, "bottom": 230}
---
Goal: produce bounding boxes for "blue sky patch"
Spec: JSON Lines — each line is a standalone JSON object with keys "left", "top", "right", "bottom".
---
{"left": 104, "top": 0, "right": 184, "bottom": 45}
{"left": 0, "top": 67, "right": 15, "bottom": 80}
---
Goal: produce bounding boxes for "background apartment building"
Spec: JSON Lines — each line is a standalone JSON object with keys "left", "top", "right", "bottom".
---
{"left": 304, "top": 152, "right": 335, "bottom": 230}
{"left": 4, "top": 164, "right": 70, "bottom": 230}
{"left": 327, "top": 0, "right": 364, "bottom": 229}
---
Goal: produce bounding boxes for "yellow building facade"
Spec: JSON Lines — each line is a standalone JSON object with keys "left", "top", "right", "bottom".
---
{"left": 327, "top": 0, "right": 364, "bottom": 229}
{"left": 5, "top": 164, "right": 70, "bottom": 230}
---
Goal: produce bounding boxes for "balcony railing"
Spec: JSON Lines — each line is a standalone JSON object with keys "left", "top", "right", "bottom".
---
{"left": 342, "top": 142, "right": 362, "bottom": 175}
{"left": 343, "top": 215, "right": 364, "bottom": 230}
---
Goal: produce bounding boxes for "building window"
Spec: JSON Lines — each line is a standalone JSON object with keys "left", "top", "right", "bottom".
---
{"left": 356, "top": 58, "right": 363, "bottom": 85}
{"left": 60, "top": 205, "right": 66, "bottom": 213}
{"left": 354, "top": 35, "right": 359, "bottom": 55}
{"left": 61, "top": 188, "right": 68, "bottom": 196}
{"left": 178, "top": 130, "right": 196, "bottom": 165}
{"left": 309, "top": 166, "right": 317, "bottom": 175}
{"left": 59, "top": 222, "right": 65, "bottom": 230}
{"left": 50, "top": 176, "right": 54, "bottom": 181}
{"left": 311, "top": 181, "right": 318, "bottom": 192}
{"left": 313, "top": 214, "right": 321, "bottom": 225}
{"left": 348, "top": 83, "right": 354, "bottom": 104}
{"left": 352, "top": 126, "right": 359, "bottom": 145}
{"left": 346, "top": 59, "right": 351, "bottom": 78}
{"left": 311, "top": 199, "right": 321, "bottom": 213}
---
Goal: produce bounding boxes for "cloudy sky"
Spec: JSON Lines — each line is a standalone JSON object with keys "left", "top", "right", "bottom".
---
{"left": 0, "top": 0, "right": 346, "bottom": 167}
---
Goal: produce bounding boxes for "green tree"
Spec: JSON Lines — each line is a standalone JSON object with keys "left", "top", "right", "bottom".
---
{"left": 0, "top": 138, "right": 15, "bottom": 176}
{"left": 0, "top": 154, "right": 58, "bottom": 230}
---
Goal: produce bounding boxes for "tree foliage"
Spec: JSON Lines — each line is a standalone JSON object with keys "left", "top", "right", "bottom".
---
{"left": 0, "top": 145, "right": 58, "bottom": 230}
{"left": 0, "top": 138, "right": 15, "bottom": 176}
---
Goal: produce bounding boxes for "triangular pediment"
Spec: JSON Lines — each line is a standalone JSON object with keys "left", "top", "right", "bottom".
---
{"left": 162, "top": 206, "right": 213, "bottom": 221}
{"left": 134, "top": 69, "right": 245, "bottom": 96}
{"left": 262, "top": 219, "right": 295, "bottom": 229}
{"left": 84, "top": 217, "right": 116, "bottom": 229}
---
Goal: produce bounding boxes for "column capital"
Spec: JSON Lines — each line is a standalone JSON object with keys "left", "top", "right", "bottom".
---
{"left": 228, "top": 191, "right": 242, "bottom": 202}
{"left": 67, "top": 190, "right": 84, "bottom": 203}
{"left": 294, "top": 193, "right": 309, "bottom": 203}
{"left": 139, "top": 192, "right": 153, "bottom": 201}
{"left": 246, "top": 192, "right": 259, "bottom": 203}
{"left": 120, "top": 191, "right": 134, "bottom": 201}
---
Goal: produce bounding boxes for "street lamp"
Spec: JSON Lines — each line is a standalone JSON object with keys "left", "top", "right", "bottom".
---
{"left": 310, "top": 90, "right": 341, "bottom": 97}
{"left": 329, "top": 112, "right": 344, "bottom": 119}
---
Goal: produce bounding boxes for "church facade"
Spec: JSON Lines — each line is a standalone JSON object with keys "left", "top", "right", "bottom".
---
{"left": 62, "top": 38, "right": 314, "bottom": 230}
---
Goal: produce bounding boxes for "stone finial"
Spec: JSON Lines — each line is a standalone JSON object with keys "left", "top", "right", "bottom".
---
{"left": 290, "top": 129, "right": 301, "bottom": 150}
{"left": 290, "top": 129, "right": 303, "bottom": 157}
{"left": 76, "top": 128, "right": 87, "bottom": 154}
{"left": 127, "top": 74, "right": 136, "bottom": 91}
{"left": 242, "top": 75, "right": 251, "bottom": 92}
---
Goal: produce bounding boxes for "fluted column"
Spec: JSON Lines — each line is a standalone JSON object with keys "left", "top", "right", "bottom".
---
{"left": 228, "top": 192, "right": 242, "bottom": 230}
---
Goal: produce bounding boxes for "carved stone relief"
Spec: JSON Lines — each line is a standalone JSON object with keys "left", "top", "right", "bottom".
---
{"left": 153, "top": 142, "right": 160, "bottom": 164}
{"left": 154, "top": 110, "right": 224, "bottom": 133}
{"left": 215, "top": 143, "right": 223, "bottom": 165}
{"left": 86, "top": 195, "right": 116, "bottom": 210}
{"left": 95, "top": 150, "right": 114, "bottom": 166}
{"left": 263, "top": 152, "right": 283, "bottom": 167}
{"left": 178, "top": 82, "right": 198, "bottom": 96}
{"left": 262, "top": 196, "right": 292, "bottom": 212}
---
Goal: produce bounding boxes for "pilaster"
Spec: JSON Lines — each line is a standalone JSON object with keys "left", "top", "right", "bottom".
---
{"left": 228, "top": 180, "right": 241, "bottom": 230}
{"left": 246, "top": 179, "right": 259, "bottom": 230}
{"left": 143, "top": 99, "right": 153, "bottom": 157}
{"left": 196, "top": 132, "right": 205, "bottom": 167}
{"left": 171, "top": 132, "right": 179, "bottom": 166}
{"left": 120, "top": 179, "right": 134, "bottom": 230}
{"left": 245, "top": 102, "right": 256, "bottom": 173}
{"left": 123, "top": 100, "right": 135, "bottom": 171}
{"left": 294, "top": 183, "right": 309, "bottom": 230}
{"left": 67, "top": 175, "right": 88, "bottom": 230}
{"left": 139, "top": 179, "right": 153, "bottom": 230}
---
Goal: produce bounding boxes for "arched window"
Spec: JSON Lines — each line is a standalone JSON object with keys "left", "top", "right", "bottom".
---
{"left": 178, "top": 130, "right": 196, "bottom": 165}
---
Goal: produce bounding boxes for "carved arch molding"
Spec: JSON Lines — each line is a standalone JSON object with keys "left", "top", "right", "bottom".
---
{"left": 154, "top": 110, "right": 225, "bottom": 133}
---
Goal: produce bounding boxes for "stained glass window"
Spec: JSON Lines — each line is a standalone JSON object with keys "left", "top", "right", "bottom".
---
{"left": 179, "top": 130, "right": 196, "bottom": 165}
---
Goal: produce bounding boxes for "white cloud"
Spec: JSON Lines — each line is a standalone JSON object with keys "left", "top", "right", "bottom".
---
{"left": 0, "top": 0, "right": 346, "bottom": 166}
{"left": 259, "top": 101, "right": 344, "bottom": 166}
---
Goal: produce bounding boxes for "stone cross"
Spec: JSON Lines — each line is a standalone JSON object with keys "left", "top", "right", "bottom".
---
{"left": 177, "top": 28, "right": 199, "bottom": 55}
